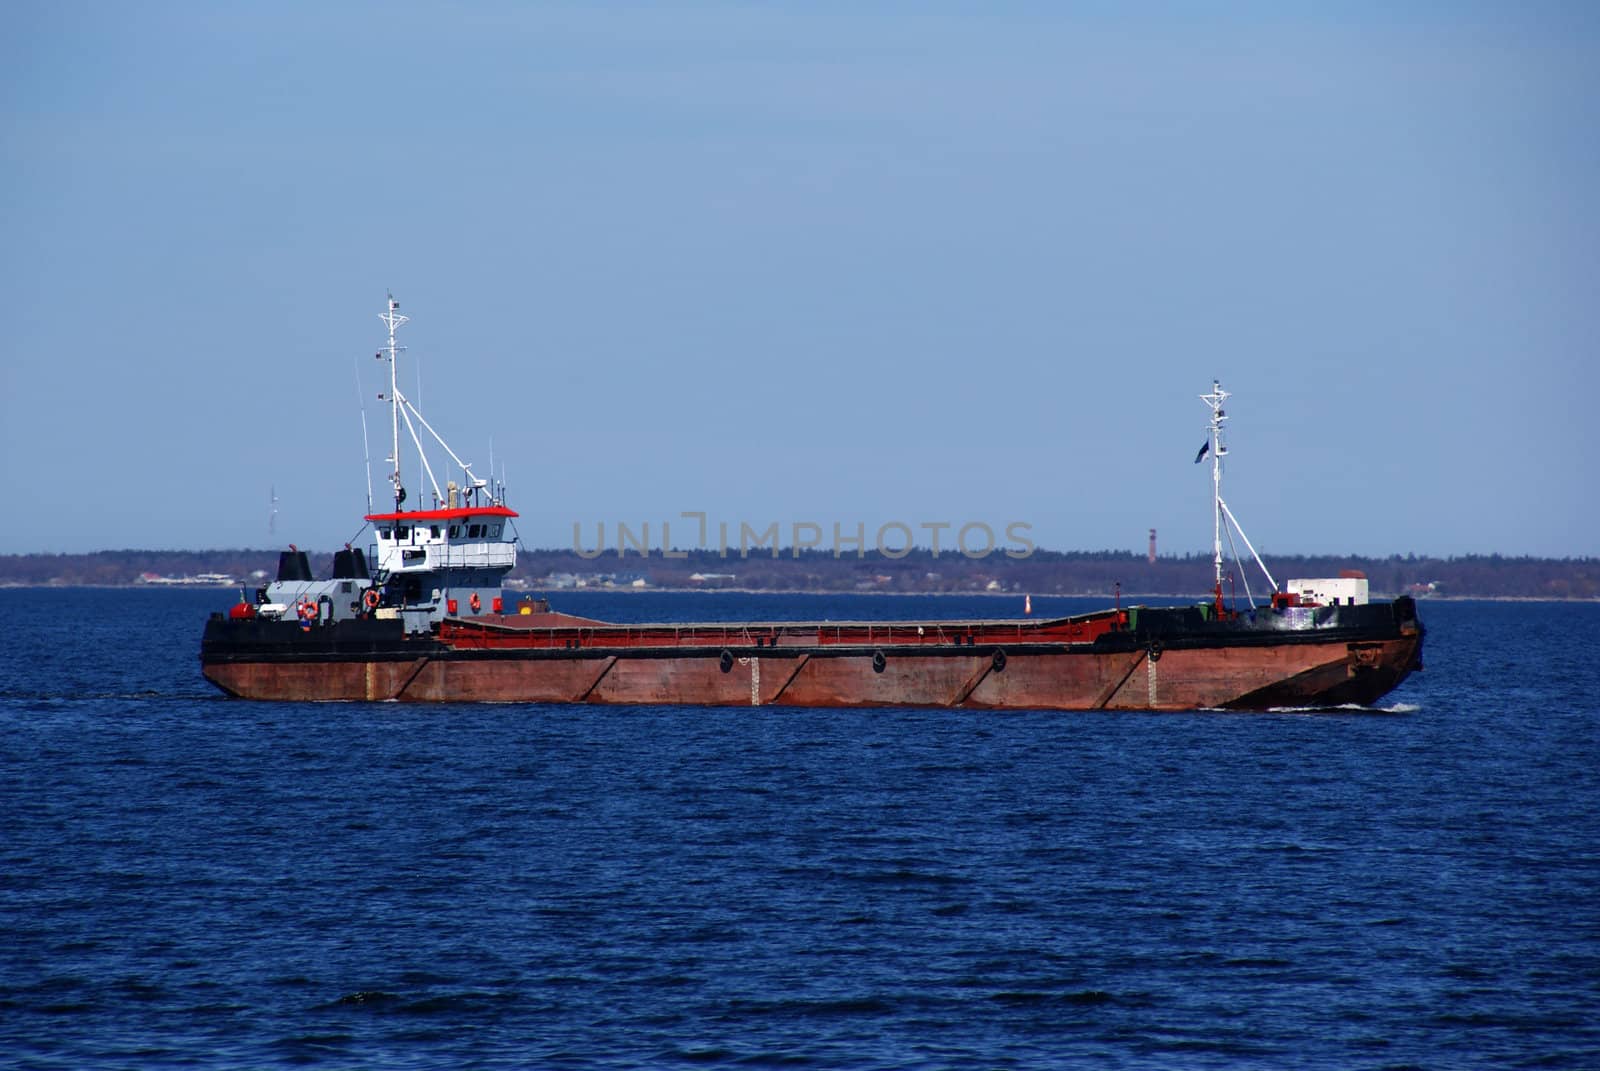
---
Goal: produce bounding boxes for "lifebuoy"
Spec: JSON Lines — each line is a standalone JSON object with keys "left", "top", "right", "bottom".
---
{"left": 469, "top": 592, "right": 481, "bottom": 614}
{"left": 296, "top": 599, "right": 317, "bottom": 631}
{"left": 363, "top": 588, "right": 380, "bottom": 611}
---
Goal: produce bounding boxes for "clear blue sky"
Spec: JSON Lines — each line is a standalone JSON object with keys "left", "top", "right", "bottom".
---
{"left": 4, "top": 2, "right": 1596, "bottom": 559}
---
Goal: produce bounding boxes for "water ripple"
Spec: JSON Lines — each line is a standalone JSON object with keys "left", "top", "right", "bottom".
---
{"left": 0, "top": 593, "right": 1596, "bottom": 1069}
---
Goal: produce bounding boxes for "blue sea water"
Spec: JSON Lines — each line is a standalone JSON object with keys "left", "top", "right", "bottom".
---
{"left": 0, "top": 589, "right": 1596, "bottom": 1069}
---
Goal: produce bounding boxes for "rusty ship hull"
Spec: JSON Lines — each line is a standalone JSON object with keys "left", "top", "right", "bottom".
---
{"left": 201, "top": 598, "right": 1424, "bottom": 711}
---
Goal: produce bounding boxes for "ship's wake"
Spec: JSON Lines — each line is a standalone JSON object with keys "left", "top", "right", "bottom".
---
{"left": 1264, "top": 701, "right": 1420, "bottom": 715}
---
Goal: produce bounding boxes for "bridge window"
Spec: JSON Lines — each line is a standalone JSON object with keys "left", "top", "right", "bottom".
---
{"left": 468, "top": 524, "right": 483, "bottom": 538}
{"left": 430, "top": 525, "right": 441, "bottom": 539}
{"left": 449, "top": 525, "right": 461, "bottom": 538}
{"left": 488, "top": 524, "right": 502, "bottom": 538}
{"left": 379, "top": 527, "right": 392, "bottom": 539}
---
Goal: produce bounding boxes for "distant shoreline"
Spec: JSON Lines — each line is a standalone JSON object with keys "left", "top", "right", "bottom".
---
{"left": 0, "top": 582, "right": 1592, "bottom": 604}
{"left": 3, "top": 548, "right": 1594, "bottom": 600}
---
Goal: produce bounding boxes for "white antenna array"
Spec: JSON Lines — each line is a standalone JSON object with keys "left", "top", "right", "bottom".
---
{"left": 1200, "top": 380, "right": 1277, "bottom": 609}
{"left": 375, "top": 295, "right": 493, "bottom": 511}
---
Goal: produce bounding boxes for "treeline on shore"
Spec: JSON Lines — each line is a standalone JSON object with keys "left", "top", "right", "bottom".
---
{"left": 3, "top": 547, "right": 1596, "bottom": 599}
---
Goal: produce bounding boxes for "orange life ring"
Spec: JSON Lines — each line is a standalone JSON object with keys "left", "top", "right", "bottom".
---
{"left": 363, "top": 588, "right": 380, "bottom": 611}
{"left": 296, "top": 599, "right": 317, "bottom": 622}
{"left": 469, "top": 592, "right": 482, "bottom": 614}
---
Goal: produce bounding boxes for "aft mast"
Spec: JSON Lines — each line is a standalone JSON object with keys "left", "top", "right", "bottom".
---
{"left": 374, "top": 294, "right": 498, "bottom": 511}
{"left": 380, "top": 294, "right": 409, "bottom": 510}
{"left": 365, "top": 294, "right": 519, "bottom": 632}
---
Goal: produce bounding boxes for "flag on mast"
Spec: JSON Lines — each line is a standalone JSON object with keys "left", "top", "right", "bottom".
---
{"left": 1194, "top": 440, "right": 1210, "bottom": 464}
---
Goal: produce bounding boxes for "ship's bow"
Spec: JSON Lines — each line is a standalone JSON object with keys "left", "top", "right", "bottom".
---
{"left": 1227, "top": 596, "right": 1424, "bottom": 710}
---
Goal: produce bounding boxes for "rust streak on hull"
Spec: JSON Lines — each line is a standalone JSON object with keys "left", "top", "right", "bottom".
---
{"left": 1091, "top": 651, "right": 1151, "bottom": 710}
{"left": 765, "top": 654, "right": 812, "bottom": 705}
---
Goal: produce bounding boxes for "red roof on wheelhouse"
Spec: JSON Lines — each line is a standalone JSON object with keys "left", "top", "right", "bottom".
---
{"left": 364, "top": 506, "right": 518, "bottom": 523}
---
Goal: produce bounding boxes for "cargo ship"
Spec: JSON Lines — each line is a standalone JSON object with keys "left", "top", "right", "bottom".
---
{"left": 201, "top": 298, "right": 1423, "bottom": 710}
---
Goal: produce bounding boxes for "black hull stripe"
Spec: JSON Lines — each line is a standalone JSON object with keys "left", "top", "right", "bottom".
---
{"left": 201, "top": 630, "right": 1409, "bottom": 666}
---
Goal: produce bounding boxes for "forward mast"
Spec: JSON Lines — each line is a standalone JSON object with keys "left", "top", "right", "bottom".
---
{"left": 1199, "top": 380, "right": 1277, "bottom": 614}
